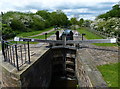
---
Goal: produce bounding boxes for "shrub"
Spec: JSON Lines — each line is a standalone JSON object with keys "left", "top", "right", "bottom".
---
{"left": 2, "top": 24, "right": 16, "bottom": 39}
{"left": 10, "top": 18, "right": 26, "bottom": 32}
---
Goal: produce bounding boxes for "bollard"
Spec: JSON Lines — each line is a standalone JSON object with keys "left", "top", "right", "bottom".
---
{"left": 70, "top": 31, "right": 73, "bottom": 40}
{"left": 82, "top": 33, "right": 86, "bottom": 40}
{"left": 62, "top": 34, "right": 66, "bottom": 46}
{"left": 55, "top": 31, "right": 59, "bottom": 40}
{"left": 45, "top": 33, "right": 47, "bottom": 40}
{"left": 27, "top": 41, "right": 30, "bottom": 64}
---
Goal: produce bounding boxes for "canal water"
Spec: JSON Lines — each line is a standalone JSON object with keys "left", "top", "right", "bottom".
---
{"left": 48, "top": 76, "right": 78, "bottom": 89}
{"left": 48, "top": 48, "right": 78, "bottom": 89}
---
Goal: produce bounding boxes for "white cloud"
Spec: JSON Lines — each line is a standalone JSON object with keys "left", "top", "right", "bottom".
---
{"left": 67, "top": 14, "right": 96, "bottom": 20}
{"left": 0, "top": 0, "right": 119, "bottom": 20}
{"left": 63, "top": 9, "right": 89, "bottom": 13}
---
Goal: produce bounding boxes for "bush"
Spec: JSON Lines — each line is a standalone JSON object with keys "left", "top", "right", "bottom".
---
{"left": 10, "top": 18, "right": 26, "bottom": 32}
{"left": 2, "top": 24, "right": 16, "bottom": 39}
{"left": 90, "top": 18, "right": 120, "bottom": 36}
{"left": 2, "top": 10, "right": 69, "bottom": 39}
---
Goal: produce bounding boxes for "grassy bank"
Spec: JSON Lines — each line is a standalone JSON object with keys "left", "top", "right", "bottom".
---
{"left": 0, "top": 43, "right": 1, "bottom": 50}
{"left": 17, "top": 27, "right": 53, "bottom": 37}
{"left": 77, "top": 28, "right": 103, "bottom": 39}
{"left": 97, "top": 63, "right": 119, "bottom": 87}
{"left": 31, "top": 30, "right": 56, "bottom": 39}
{"left": 77, "top": 28, "right": 117, "bottom": 46}
{"left": 10, "top": 29, "right": 57, "bottom": 44}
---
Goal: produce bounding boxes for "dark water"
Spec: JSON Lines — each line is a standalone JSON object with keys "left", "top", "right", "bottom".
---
{"left": 48, "top": 77, "right": 78, "bottom": 89}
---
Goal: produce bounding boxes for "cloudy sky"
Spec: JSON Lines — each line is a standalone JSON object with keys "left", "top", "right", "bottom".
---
{"left": 0, "top": 0, "right": 119, "bottom": 20}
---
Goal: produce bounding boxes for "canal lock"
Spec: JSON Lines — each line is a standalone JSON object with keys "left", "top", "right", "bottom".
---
{"left": 48, "top": 49, "right": 79, "bottom": 89}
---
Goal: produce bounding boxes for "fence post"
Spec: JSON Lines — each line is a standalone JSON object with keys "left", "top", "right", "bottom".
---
{"left": 2, "top": 40, "right": 6, "bottom": 61}
{"left": 20, "top": 45, "right": 23, "bottom": 64}
{"left": 45, "top": 33, "right": 47, "bottom": 40}
{"left": 70, "top": 31, "right": 73, "bottom": 40}
{"left": 27, "top": 41, "right": 30, "bottom": 64}
{"left": 12, "top": 46, "right": 15, "bottom": 66}
{"left": 15, "top": 44, "right": 19, "bottom": 71}
{"left": 10, "top": 46, "right": 12, "bottom": 64}
{"left": 24, "top": 44, "right": 27, "bottom": 62}
{"left": 82, "top": 33, "right": 86, "bottom": 40}
{"left": 55, "top": 31, "right": 59, "bottom": 40}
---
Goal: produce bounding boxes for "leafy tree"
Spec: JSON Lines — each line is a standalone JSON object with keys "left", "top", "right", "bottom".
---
{"left": 2, "top": 24, "right": 16, "bottom": 39}
{"left": 109, "top": 5, "right": 120, "bottom": 18}
{"left": 97, "top": 4, "right": 120, "bottom": 19}
{"left": 78, "top": 18, "right": 84, "bottom": 27}
{"left": 83, "top": 20, "right": 91, "bottom": 27}
{"left": 36, "top": 10, "right": 50, "bottom": 20}
{"left": 10, "top": 18, "right": 26, "bottom": 32}
{"left": 50, "top": 10, "right": 68, "bottom": 27}
{"left": 70, "top": 17, "right": 78, "bottom": 25}
{"left": 30, "top": 16, "right": 45, "bottom": 30}
{"left": 97, "top": 13, "right": 109, "bottom": 20}
{"left": 1, "top": 10, "right": 69, "bottom": 39}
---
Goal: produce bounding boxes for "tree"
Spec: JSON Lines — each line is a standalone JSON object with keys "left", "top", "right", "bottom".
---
{"left": 2, "top": 24, "right": 16, "bottom": 39}
{"left": 83, "top": 20, "right": 91, "bottom": 27}
{"left": 50, "top": 10, "right": 68, "bottom": 27}
{"left": 78, "top": 18, "right": 84, "bottom": 27}
{"left": 30, "top": 16, "right": 45, "bottom": 30}
{"left": 36, "top": 10, "right": 50, "bottom": 20}
{"left": 10, "top": 18, "right": 26, "bottom": 32}
{"left": 97, "top": 4, "right": 120, "bottom": 19}
{"left": 70, "top": 17, "right": 78, "bottom": 25}
{"left": 1, "top": 10, "right": 70, "bottom": 39}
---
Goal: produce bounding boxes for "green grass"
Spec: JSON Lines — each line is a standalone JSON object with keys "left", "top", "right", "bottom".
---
{"left": 77, "top": 28, "right": 117, "bottom": 46}
{"left": 17, "top": 27, "right": 53, "bottom": 37}
{"left": 77, "top": 28, "right": 103, "bottom": 39}
{"left": 10, "top": 30, "right": 57, "bottom": 44}
{"left": 97, "top": 62, "right": 120, "bottom": 87}
{"left": 0, "top": 43, "right": 1, "bottom": 50}
{"left": 31, "top": 30, "right": 56, "bottom": 39}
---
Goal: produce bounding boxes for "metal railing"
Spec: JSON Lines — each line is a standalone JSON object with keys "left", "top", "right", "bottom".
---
{"left": 2, "top": 41, "right": 30, "bottom": 71}
{"left": 1, "top": 32, "right": 56, "bottom": 71}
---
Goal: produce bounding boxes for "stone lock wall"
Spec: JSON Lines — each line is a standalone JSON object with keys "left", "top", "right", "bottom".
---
{"left": 2, "top": 49, "right": 53, "bottom": 88}
{"left": 2, "top": 48, "right": 76, "bottom": 88}
{"left": 20, "top": 49, "right": 52, "bottom": 88}
{"left": 2, "top": 66, "right": 21, "bottom": 87}
{"left": 76, "top": 49, "right": 107, "bottom": 88}
{"left": 75, "top": 53, "right": 93, "bottom": 87}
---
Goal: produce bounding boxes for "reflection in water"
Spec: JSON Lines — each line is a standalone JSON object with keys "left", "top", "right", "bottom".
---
{"left": 48, "top": 77, "right": 78, "bottom": 89}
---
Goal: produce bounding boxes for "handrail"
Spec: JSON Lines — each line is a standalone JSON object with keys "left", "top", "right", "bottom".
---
{"left": 2, "top": 40, "right": 31, "bottom": 71}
